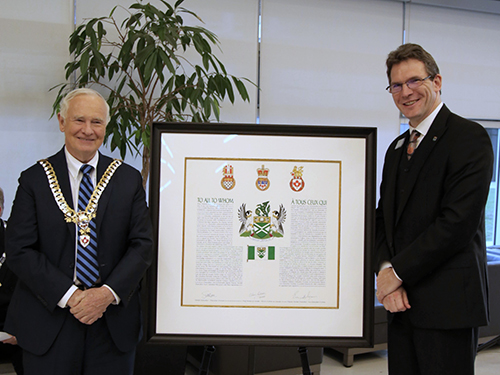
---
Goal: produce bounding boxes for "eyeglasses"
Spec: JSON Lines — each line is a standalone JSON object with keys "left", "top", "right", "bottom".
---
{"left": 386, "top": 75, "right": 433, "bottom": 94}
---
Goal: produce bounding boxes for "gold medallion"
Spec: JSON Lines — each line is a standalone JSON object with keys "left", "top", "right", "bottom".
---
{"left": 38, "top": 159, "right": 122, "bottom": 237}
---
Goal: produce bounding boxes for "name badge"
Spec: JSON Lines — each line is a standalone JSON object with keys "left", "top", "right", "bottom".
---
{"left": 395, "top": 139, "right": 405, "bottom": 150}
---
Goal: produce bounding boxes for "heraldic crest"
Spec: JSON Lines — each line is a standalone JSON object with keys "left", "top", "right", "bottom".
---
{"left": 238, "top": 201, "right": 287, "bottom": 239}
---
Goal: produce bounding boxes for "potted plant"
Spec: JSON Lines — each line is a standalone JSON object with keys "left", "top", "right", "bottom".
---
{"left": 52, "top": 0, "right": 252, "bottom": 186}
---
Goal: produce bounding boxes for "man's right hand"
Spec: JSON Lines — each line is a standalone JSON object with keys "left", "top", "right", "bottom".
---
{"left": 376, "top": 267, "right": 403, "bottom": 303}
{"left": 1, "top": 335, "right": 18, "bottom": 345}
{"left": 67, "top": 288, "right": 84, "bottom": 308}
{"left": 381, "top": 286, "right": 411, "bottom": 313}
{"left": 69, "top": 287, "right": 115, "bottom": 325}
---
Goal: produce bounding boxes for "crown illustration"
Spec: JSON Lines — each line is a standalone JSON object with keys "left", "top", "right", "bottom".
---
{"left": 291, "top": 166, "right": 304, "bottom": 178}
{"left": 223, "top": 164, "right": 234, "bottom": 177}
{"left": 257, "top": 165, "right": 269, "bottom": 177}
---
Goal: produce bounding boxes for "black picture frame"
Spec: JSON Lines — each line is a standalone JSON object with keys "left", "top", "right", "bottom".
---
{"left": 147, "top": 122, "right": 376, "bottom": 348}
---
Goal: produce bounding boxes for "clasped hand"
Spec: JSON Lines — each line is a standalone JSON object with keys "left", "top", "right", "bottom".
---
{"left": 376, "top": 267, "right": 411, "bottom": 313}
{"left": 67, "top": 287, "right": 115, "bottom": 325}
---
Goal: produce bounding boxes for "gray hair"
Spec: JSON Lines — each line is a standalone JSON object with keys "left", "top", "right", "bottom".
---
{"left": 59, "top": 88, "right": 110, "bottom": 124}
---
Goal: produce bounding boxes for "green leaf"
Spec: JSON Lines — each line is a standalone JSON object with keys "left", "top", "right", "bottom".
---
{"left": 189, "top": 86, "right": 201, "bottom": 103}
{"left": 158, "top": 48, "right": 175, "bottom": 74}
{"left": 69, "top": 26, "right": 84, "bottom": 54}
{"left": 136, "top": 37, "right": 146, "bottom": 55}
{"left": 192, "top": 112, "right": 202, "bottom": 122}
{"left": 141, "top": 129, "right": 150, "bottom": 149}
{"left": 207, "top": 76, "right": 217, "bottom": 93}
{"left": 89, "top": 56, "right": 98, "bottom": 77}
{"left": 180, "top": 35, "right": 191, "bottom": 50}
{"left": 85, "top": 19, "right": 98, "bottom": 36}
{"left": 213, "top": 55, "right": 227, "bottom": 75}
{"left": 119, "top": 38, "right": 133, "bottom": 69}
{"left": 225, "top": 76, "right": 235, "bottom": 103}
{"left": 120, "top": 140, "right": 127, "bottom": 159}
{"left": 164, "top": 3, "right": 174, "bottom": 18}
{"left": 155, "top": 53, "right": 165, "bottom": 83}
{"left": 125, "top": 13, "right": 143, "bottom": 29}
{"left": 108, "top": 61, "right": 118, "bottom": 80}
{"left": 164, "top": 75, "right": 175, "bottom": 93}
{"left": 143, "top": 51, "right": 157, "bottom": 85}
{"left": 97, "top": 21, "right": 105, "bottom": 40}
{"left": 49, "top": 84, "right": 67, "bottom": 118}
{"left": 172, "top": 98, "right": 181, "bottom": 113}
{"left": 64, "top": 61, "right": 79, "bottom": 80}
{"left": 206, "top": 54, "right": 219, "bottom": 74}
{"left": 148, "top": 4, "right": 164, "bottom": 21}
{"left": 233, "top": 77, "right": 250, "bottom": 101}
{"left": 135, "top": 42, "right": 155, "bottom": 68}
{"left": 80, "top": 50, "right": 90, "bottom": 75}
{"left": 179, "top": 9, "right": 203, "bottom": 24}
{"left": 211, "top": 99, "right": 220, "bottom": 121}
{"left": 75, "top": 37, "right": 85, "bottom": 56}
{"left": 203, "top": 98, "right": 211, "bottom": 118}
{"left": 89, "top": 31, "right": 98, "bottom": 51}
{"left": 109, "top": 5, "right": 118, "bottom": 18}
{"left": 192, "top": 33, "right": 211, "bottom": 55}
{"left": 135, "top": 128, "right": 142, "bottom": 144}
{"left": 175, "top": 74, "right": 186, "bottom": 87}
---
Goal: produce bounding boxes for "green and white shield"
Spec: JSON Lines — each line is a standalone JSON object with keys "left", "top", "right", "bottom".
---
{"left": 253, "top": 215, "right": 271, "bottom": 239}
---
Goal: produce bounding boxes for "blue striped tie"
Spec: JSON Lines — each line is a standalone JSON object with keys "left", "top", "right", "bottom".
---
{"left": 76, "top": 164, "right": 99, "bottom": 288}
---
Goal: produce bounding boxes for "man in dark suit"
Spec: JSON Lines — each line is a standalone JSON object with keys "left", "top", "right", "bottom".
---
{"left": 375, "top": 44, "right": 493, "bottom": 375}
{"left": 5, "top": 88, "right": 153, "bottom": 374}
{"left": 0, "top": 188, "right": 23, "bottom": 374}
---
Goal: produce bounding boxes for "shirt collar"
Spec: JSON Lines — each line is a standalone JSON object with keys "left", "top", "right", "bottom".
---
{"left": 64, "top": 147, "right": 99, "bottom": 180}
{"left": 409, "top": 102, "right": 444, "bottom": 137}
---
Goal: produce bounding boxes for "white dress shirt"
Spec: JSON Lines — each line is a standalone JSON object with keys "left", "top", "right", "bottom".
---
{"left": 57, "top": 148, "right": 119, "bottom": 308}
{"left": 380, "top": 102, "right": 444, "bottom": 281}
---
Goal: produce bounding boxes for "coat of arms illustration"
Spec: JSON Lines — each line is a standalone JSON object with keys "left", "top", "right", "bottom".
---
{"left": 255, "top": 165, "right": 270, "bottom": 191}
{"left": 238, "top": 201, "right": 286, "bottom": 239}
{"left": 221, "top": 164, "right": 235, "bottom": 190}
{"left": 290, "top": 166, "right": 305, "bottom": 192}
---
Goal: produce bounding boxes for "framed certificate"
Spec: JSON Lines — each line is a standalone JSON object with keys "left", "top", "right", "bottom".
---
{"left": 147, "top": 123, "right": 376, "bottom": 347}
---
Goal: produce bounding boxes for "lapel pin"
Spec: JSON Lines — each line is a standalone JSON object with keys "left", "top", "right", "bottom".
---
{"left": 395, "top": 139, "right": 405, "bottom": 150}
{"left": 433, "top": 136, "right": 437, "bottom": 141}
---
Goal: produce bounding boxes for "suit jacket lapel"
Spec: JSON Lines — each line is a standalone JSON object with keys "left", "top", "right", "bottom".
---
{"left": 48, "top": 148, "right": 76, "bottom": 239}
{"left": 95, "top": 153, "right": 114, "bottom": 231}
{"left": 384, "top": 132, "right": 407, "bottom": 245}
{"left": 395, "top": 105, "right": 450, "bottom": 223}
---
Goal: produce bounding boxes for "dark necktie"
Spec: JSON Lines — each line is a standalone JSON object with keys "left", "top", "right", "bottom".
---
{"left": 407, "top": 130, "right": 421, "bottom": 160}
{"left": 76, "top": 164, "right": 99, "bottom": 288}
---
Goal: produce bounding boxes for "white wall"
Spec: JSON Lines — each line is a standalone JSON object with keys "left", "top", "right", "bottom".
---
{"left": 405, "top": 3, "right": 500, "bottom": 120}
{"left": 1, "top": 0, "right": 500, "bottom": 217}
{"left": 0, "top": 0, "right": 73, "bottom": 218}
{"left": 258, "top": 0, "right": 402, "bottom": 189}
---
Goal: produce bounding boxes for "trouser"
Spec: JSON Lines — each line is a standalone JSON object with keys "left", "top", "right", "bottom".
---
{"left": 23, "top": 314, "right": 135, "bottom": 375}
{"left": 388, "top": 312, "right": 478, "bottom": 375}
